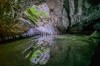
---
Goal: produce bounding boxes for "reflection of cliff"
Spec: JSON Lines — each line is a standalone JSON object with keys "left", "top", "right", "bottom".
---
{"left": 22, "top": 35, "right": 97, "bottom": 66}
{"left": 22, "top": 35, "right": 54, "bottom": 65}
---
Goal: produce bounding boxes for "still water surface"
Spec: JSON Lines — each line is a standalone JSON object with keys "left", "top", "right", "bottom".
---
{"left": 0, "top": 35, "right": 97, "bottom": 66}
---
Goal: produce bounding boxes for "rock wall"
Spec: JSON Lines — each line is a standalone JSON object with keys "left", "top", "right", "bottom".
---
{"left": 64, "top": 0, "right": 100, "bottom": 33}
{"left": 0, "top": 0, "right": 100, "bottom": 39}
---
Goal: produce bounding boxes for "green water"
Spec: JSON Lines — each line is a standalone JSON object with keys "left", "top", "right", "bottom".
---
{"left": 0, "top": 35, "right": 97, "bottom": 66}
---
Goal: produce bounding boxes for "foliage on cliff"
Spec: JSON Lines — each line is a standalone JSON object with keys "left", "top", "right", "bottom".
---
{"left": 0, "top": 0, "right": 49, "bottom": 36}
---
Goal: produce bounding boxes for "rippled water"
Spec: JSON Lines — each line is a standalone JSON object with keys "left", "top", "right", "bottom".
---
{"left": 0, "top": 35, "right": 97, "bottom": 66}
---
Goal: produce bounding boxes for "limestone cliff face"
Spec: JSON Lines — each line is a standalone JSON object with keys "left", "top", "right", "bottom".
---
{"left": 37, "top": 0, "right": 100, "bottom": 34}
{"left": 0, "top": 0, "right": 100, "bottom": 37}
{"left": 64, "top": 0, "right": 100, "bottom": 33}
{"left": 45, "top": 0, "right": 69, "bottom": 33}
{"left": 0, "top": 0, "right": 68, "bottom": 36}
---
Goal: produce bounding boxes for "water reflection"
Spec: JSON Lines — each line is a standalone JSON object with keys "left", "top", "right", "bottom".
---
{"left": 22, "top": 35, "right": 55, "bottom": 65}
{"left": 22, "top": 35, "right": 96, "bottom": 66}
{"left": 0, "top": 35, "right": 97, "bottom": 66}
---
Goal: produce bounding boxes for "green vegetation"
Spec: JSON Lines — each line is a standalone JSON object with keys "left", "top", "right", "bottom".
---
{"left": 24, "top": 5, "right": 48, "bottom": 24}
{"left": 0, "top": 0, "right": 20, "bottom": 24}
{"left": 24, "top": 6, "right": 40, "bottom": 23}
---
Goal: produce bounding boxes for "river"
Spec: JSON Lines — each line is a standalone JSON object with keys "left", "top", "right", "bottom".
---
{"left": 0, "top": 34, "right": 97, "bottom": 66}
